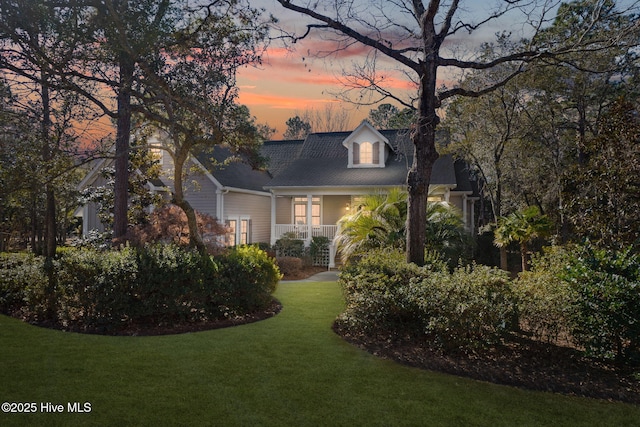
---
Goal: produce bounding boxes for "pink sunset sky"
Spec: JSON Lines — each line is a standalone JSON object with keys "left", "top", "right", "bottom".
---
{"left": 235, "top": 1, "right": 422, "bottom": 138}
{"left": 235, "top": 0, "right": 524, "bottom": 138}
{"left": 236, "top": 44, "right": 417, "bottom": 138}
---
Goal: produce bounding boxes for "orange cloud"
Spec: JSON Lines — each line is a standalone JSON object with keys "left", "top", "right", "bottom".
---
{"left": 238, "top": 91, "right": 336, "bottom": 109}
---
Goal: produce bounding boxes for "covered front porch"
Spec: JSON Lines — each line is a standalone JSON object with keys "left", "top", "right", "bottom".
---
{"left": 269, "top": 192, "right": 354, "bottom": 268}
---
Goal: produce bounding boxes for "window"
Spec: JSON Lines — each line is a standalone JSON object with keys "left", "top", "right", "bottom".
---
{"left": 150, "top": 148, "right": 164, "bottom": 165}
{"left": 226, "top": 217, "right": 250, "bottom": 246}
{"left": 227, "top": 219, "right": 237, "bottom": 246}
{"left": 239, "top": 219, "right": 249, "bottom": 245}
{"left": 360, "top": 142, "right": 373, "bottom": 164}
{"left": 352, "top": 141, "right": 380, "bottom": 166}
{"left": 293, "top": 197, "right": 321, "bottom": 225}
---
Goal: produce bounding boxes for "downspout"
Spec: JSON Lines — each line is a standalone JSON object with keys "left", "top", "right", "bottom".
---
{"left": 216, "top": 188, "right": 229, "bottom": 222}
{"left": 270, "top": 192, "right": 277, "bottom": 246}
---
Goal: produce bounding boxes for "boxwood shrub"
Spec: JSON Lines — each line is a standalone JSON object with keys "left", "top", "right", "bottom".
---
{"left": 0, "top": 244, "right": 281, "bottom": 334}
{"left": 337, "top": 249, "right": 515, "bottom": 352}
{"left": 0, "top": 253, "right": 47, "bottom": 317}
{"left": 216, "top": 245, "right": 282, "bottom": 313}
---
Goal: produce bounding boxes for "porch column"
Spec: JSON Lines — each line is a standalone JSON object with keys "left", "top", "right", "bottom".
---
{"left": 462, "top": 194, "right": 468, "bottom": 231}
{"left": 306, "top": 193, "right": 313, "bottom": 245}
{"left": 470, "top": 198, "right": 476, "bottom": 235}
{"left": 270, "top": 192, "right": 277, "bottom": 246}
{"left": 82, "top": 204, "right": 90, "bottom": 237}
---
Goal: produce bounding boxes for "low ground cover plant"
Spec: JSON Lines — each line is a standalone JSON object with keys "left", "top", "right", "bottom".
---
{"left": 0, "top": 243, "right": 281, "bottom": 334}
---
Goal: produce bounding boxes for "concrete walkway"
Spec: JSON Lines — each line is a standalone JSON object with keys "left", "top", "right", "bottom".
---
{"left": 284, "top": 270, "right": 340, "bottom": 282}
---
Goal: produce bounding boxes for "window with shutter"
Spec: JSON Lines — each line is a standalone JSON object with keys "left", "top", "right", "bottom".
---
{"left": 353, "top": 142, "right": 360, "bottom": 165}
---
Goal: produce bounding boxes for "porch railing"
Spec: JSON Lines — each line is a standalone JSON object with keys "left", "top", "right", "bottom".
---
{"left": 274, "top": 224, "right": 338, "bottom": 242}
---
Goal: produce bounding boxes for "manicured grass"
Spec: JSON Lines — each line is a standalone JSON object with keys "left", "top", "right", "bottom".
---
{"left": 1, "top": 280, "right": 638, "bottom": 426}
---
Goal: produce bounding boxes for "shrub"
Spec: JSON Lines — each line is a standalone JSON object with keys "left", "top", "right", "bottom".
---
{"left": 274, "top": 233, "right": 305, "bottom": 258}
{"left": 133, "top": 243, "right": 215, "bottom": 324}
{"left": 338, "top": 249, "right": 434, "bottom": 337}
{"left": 1, "top": 244, "right": 281, "bottom": 334}
{"left": 564, "top": 246, "right": 640, "bottom": 365}
{"left": 56, "top": 246, "right": 140, "bottom": 331}
{"left": 0, "top": 253, "right": 47, "bottom": 316}
{"left": 423, "top": 265, "right": 513, "bottom": 350}
{"left": 514, "top": 246, "right": 576, "bottom": 343}
{"left": 337, "top": 249, "right": 514, "bottom": 351}
{"left": 276, "top": 256, "right": 303, "bottom": 277}
{"left": 216, "top": 245, "right": 281, "bottom": 313}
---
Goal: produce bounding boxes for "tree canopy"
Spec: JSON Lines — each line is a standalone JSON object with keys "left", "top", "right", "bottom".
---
{"left": 0, "top": 0, "right": 272, "bottom": 249}
{"left": 276, "top": 0, "right": 639, "bottom": 265}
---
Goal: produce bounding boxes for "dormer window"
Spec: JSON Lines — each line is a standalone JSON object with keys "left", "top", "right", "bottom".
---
{"left": 353, "top": 141, "right": 380, "bottom": 165}
{"left": 343, "top": 120, "right": 390, "bottom": 168}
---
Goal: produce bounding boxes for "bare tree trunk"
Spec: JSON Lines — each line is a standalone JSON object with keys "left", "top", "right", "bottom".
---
{"left": 172, "top": 150, "right": 206, "bottom": 254}
{"left": 406, "top": 21, "right": 439, "bottom": 266}
{"left": 30, "top": 195, "right": 38, "bottom": 253}
{"left": 113, "top": 52, "right": 134, "bottom": 241}
{"left": 406, "top": 133, "right": 438, "bottom": 265}
{"left": 520, "top": 242, "right": 529, "bottom": 272}
{"left": 40, "top": 69, "right": 57, "bottom": 259}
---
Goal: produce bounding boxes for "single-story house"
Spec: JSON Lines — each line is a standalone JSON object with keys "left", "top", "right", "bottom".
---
{"left": 77, "top": 120, "right": 478, "bottom": 266}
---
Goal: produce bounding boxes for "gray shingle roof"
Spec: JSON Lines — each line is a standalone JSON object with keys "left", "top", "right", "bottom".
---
{"left": 260, "top": 139, "right": 304, "bottom": 177}
{"left": 194, "top": 146, "right": 272, "bottom": 192}
{"left": 264, "top": 128, "right": 460, "bottom": 189}
{"left": 192, "top": 127, "right": 469, "bottom": 193}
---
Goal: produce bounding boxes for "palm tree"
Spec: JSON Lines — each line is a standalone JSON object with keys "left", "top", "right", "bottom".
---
{"left": 334, "top": 189, "right": 406, "bottom": 263}
{"left": 494, "top": 206, "right": 552, "bottom": 272}
{"left": 425, "top": 202, "right": 473, "bottom": 266}
{"left": 335, "top": 189, "right": 470, "bottom": 265}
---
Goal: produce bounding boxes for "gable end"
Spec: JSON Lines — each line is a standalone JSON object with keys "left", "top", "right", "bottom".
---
{"left": 342, "top": 120, "right": 390, "bottom": 168}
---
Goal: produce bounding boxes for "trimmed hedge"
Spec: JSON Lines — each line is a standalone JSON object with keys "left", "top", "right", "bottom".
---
{"left": 337, "top": 249, "right": 514, "bottom": 351}
{"left": 0, "top": 253, "right": 47, "bottom": 317}
{"left": 0, "top": 244, "right": 281, "bottom": 334}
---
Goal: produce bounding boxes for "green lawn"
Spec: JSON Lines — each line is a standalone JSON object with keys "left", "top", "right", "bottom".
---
{"left": 1, "top": 280, "right": 638, "bottom": 426}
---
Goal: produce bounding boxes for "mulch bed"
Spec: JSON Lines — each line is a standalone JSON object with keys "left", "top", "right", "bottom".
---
{"left": 12, "top": 299, "right": 283, "bottom": 337}
{"left": 332, "top": 323, "right": 640, "bottom": 404}
{"left": 280, "top": 266, "right": 327, "bottom": 281}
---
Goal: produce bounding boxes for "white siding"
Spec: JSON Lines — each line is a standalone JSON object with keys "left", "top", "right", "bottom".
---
{"left": 224, "top": 191, "right": 272, "bottom": 244}
{"left": 449, "top": 194, "right": 463, "bottom": 211}
{"left": 161, "top": 155, "right": 219, "bottom": 219}
{"left": 81, "top": 172, "right": 110, "bottom": 235}
{"left": 275, "top": 196, "right": 292, "bottom": 224}
{"left": 83, "top": 202, "right": 105, "bottom": 235}
{"left": 183, "top": 177, "right": 219, "bottom": 219}
{"left": 323, "top": 195, "right": 350, "bottom": 225}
